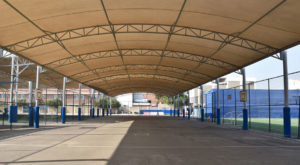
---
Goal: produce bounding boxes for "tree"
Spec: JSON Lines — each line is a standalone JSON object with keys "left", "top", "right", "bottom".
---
{"left": 46, "top": 99, "right": 62, "bottom": 108}
{"left": 155, "top": 94, "right": 189, "bottom": 106}
{"left": 17, "top": 99, "right": 28, "bottom": 106}
{"left": 155, "top": 94, "right": 162, "bottom": 102}
{"left": 95, "top": 97, "right": 121, "bottom": 109}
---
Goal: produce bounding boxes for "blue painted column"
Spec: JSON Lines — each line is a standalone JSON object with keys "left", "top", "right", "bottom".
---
{"left": 91, "top": 108, "right": 95, "bottom": 118}
{"left": 187, "top": 91, "right": 190, "bottom": 120}
{"left": 102, "top": 94, "right": 105, "bottom": 117}
{"left": 170, "top": 97, "right": 172, "bottom": 117}
{"left": 173, "top": 96, "right": 176, "bottom": 117}
{"left": 109, "top": 97, "right": 112, "bottom": 116}
{"left": 91, "top": 89, "right": 95, "bottom": 118}
{"left": 61, "top": 77, "right": 67, "bottom": 124}
{"left": 241, "top": 68, "right": 248, "bottom": 130}
{"left": 34, "top": 66, "right": 41, "bottom": 128}
{"left": 188, "top": 108, "right": 190, "bottom": 120}
{"left": 78, "top": 108, "right": 81, "bottom": 120}
{"left": 106, "top": 96, "right": 109, "bottom": 116}
{"left": 28, "top": 81, "right": 33, "bottom": 126}
{"left": 28, "top": 106, "right": 33, "bottom": 126}
{"left": 182, "top": 92, "right": 185, "bottom": 118}
{"left": 216, "top": 79, "right": 221, "bottom": 125}
{"left": 177, "top": 94, "right": 180, "bottom": 117}
{"left": 243, "top": 109, "right": 248, "bottom": 130}
{"left": 8, "top": 105, "right": 17, "bottom": 123}
{"left": 283, "top": 107, "right": 291, "bottom": 137}
{"left": 61, "top": 107, "right": 66, "bottom": 124}
{"left": 78, "top": 83, "right": 82, "bottom": 121}
{"left": 34, "top": 106, "right": 39, "bottom": 128}
{"left": 33, "top": 105, "right": 39, "bottom": 128}
{"left": 281, "top": 51, "right": 291, "bottom": 137}
{"left": 199, "top": 86, "right": 205, "bottom": 122}
{"left": 217, "top": 108, "right": 221, "bottom": 125}
{"left": 8, "top": 56, "right": 16, "bottom": 127}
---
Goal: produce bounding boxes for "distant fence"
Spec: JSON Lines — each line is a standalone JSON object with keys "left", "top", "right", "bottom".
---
{"left": 203, "top": 71, "right": 300, "bottom": 138}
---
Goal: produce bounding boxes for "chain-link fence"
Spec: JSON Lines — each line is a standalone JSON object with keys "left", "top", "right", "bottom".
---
{"left": 202, "top": 71, "right": 300, "bottom": 138}
{"left": 0, "top": 75, "right": 103, "bottom": 128}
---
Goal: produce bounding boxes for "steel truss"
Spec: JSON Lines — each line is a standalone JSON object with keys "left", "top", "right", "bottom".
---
{"left": 108, "top": 86, "right": 179, "bottom": 96}
{"left": 106, "top": 84, "right": 184, "bottom": 93}
{"left": 72, "top": 64, "right": 212, "bottom": 80}
{"left": 5, "top": 24, "right": 277, "bottom": 56}
{"left": 46, "top": 49, "right": 237, "bottom": 72}
{"left": 86, "top": 73, "right": 197, "bottom": 86}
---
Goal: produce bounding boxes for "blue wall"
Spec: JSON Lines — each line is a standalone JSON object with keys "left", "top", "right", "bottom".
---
{"left": 140, "top": 110, "right": 173, "bottom": 115}
{"left": 206, "top": 89, "right": 300, "bottom": 118}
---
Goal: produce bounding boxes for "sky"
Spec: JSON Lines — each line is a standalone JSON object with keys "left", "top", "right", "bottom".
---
{"left": 224, "top": 45, "right": 300, "bottom": 81}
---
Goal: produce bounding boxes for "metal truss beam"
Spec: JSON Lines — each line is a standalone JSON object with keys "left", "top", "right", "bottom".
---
{"left": 3, "top": 0, "right": 111, "bottom": 92}
{"left": 4, "top": 24, "right": 278, "bottom": 55}
{"left": 106, "top": 84, "right": 183, "bottom": 93}
{"left": 108, "top": 86, "right": 178, "bottom": 96}
{"left": 108, "top": 87, "right": 175, "bottom": 96}
{"left": 85, "top": 73, "right": 198, "bottom": 86}
{"left": 71, "top": 64, "right": 212, "bottom": 80}
{"left": 46, "top": 49, "right": 237, "bottom": 72}
{"left": 98, "top": 0, "right": 131, "bottom": 85}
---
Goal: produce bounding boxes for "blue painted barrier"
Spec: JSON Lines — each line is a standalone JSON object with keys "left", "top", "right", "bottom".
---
{"left": 283, "top": 107, "right": 291, "bottom": 137}
{"left": 61, "top": 107, "right": 66, "bottom": 124}
{"left": 34, "top": 106, "right": 39, "bottom": 128}
{"left": 78, "top": 108, "right": 81, "bottom": 121}
{"left": 28, "top": 106, "right": 33, "bottom": 126}
{"left": 8, "top": 105, "right": 18, "bottom": 123}
{"left": 243, "top": 109, "right": 248, "bottom": 130}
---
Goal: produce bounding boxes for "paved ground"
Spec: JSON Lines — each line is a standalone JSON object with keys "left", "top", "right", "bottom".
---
{"left": 0, "top": 116, "right": 300, "bottom": 165}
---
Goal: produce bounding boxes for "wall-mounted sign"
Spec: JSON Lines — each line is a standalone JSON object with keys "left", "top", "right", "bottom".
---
{"left": 227, "top": 95, "right": 232, "bottom": 100}
{"left": 35, "top": 89, "right": 42, "bottom": 100}
{"left": 240, "top": 91, "right": 247, "bottom": 102}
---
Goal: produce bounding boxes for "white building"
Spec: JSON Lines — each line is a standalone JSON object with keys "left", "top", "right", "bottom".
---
{"left": 188, "top": 77, "right": 256, "bottom": 107}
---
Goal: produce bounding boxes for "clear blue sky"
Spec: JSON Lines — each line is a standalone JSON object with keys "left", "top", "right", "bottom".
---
{"left": 225, "top": 45, "right": 300, "bottom": 81}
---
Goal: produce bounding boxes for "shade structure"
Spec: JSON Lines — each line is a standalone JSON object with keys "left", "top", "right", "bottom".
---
{"left": 0, "top": 0, "right": 299, "bottom": 96}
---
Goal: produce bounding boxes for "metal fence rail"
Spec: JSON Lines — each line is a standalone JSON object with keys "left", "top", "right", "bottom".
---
{"left": 199, "top": 71, "right": 300, "bottom": 138}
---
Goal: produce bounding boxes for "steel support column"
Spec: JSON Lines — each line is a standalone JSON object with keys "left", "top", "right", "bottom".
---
{"left": 177, "top": 94, "right": 180, "bottom": 117}
{"left": 216, "top": 79, "right": 221, "bottom": 125}
{"left": 170, "top": 97, "right": 173, "bottom": 117}
{"left": 91, "top": 89, "right": 95, "bottom": 118}
{"left": 97, "top": 91, "right": 100, "bottom": 117}
{"left": 106, "top": 96, "right": 109, "bottom": 116}
{"left": 182, "top": 93, "right": 185, "bottom": 119}
{"left": 188, "top": 91, "right": 191, "bottom": 120}
{"left": 200, "top": 85, "right": 205, "bottom": 122}
{"left": 241, "top": 68, "right": 248, "bottom": 130}
{"left": 110, "top": 97, "right": 112, "bottom": 116}
{"left": 173, "top": 96, "right": 176, "bottom": 117}
{"left": 78, "top": 83, "right": 82, "bottom": 120}
{"left": 8, "top": 56, "right": 15, "bottom": 126}
{"left": 14, "top": 57, "right": 19, "bottom": 113}
{"left": 198, "top": 87, "right": 201, "bottom": 119}
{"left": 34, "top": 66, "right": 40, "bottom": 128}
{"left": 281, "top": 51, "right": 291, "bottom": 137}
{"left": 102, "top": 94, "right": 105, "bottom": 117}
{"left": 28, "top": 81, "right": 33, "bottom": 126}
{"left": 61, "top": 77, "right": 67, "bottom": 124}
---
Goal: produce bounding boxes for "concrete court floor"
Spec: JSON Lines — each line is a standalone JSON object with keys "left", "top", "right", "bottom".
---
{"left": 0, "top": 116, "right": 300, "bottom": 165}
